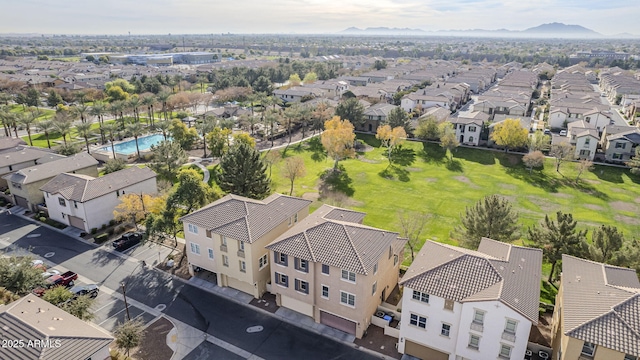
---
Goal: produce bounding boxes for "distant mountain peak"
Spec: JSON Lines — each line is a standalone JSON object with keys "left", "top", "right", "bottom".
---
{"left": 523, "top": 23, "right": 601, "bottom": 36}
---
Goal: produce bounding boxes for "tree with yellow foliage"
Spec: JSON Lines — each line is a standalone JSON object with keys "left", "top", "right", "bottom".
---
{"left": 376, "top": 125, "right": 407, "bottom": 166}
{"left": 321, "top": 116, "right": 355, "bottom": 170}
{"left": 490, "top": 118, "right": 529, "bottom": 152}
{"left": 113, "top": 193, "right": 165, "bottom": 230}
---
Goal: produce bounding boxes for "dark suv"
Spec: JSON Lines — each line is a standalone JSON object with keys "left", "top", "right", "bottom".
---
{"left": 112, "top": 232, "right": 143, "bottom": 251}
{"left": 69, "top": 284, "right": 99, "bottom": 299}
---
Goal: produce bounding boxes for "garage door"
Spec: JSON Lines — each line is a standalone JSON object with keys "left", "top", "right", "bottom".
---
{"left": 319, "top": 311, "right": 356, "bottom": 335}
{"left": 14, "top": 195, "right": 28, "bottom": 209}
{"left": 68, "top": 215, "right": 85, "bottom": 230}
{"left": 281, "top": 295, "right": 314, "bottom": 317}
{"left": 404, "top": 340, "right": 449, "bottom": 360}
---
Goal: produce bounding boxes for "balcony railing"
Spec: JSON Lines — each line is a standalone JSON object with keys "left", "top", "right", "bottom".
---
{"left": 220, "top": 245, "right": 228, "bottom": 252}
{"left": 470, "top": 321, "right": 483, "bottom": 332}
{"left": 501, "top": 331, "right": 516, "bottom": 342}
{"left": 237, "top": 250, "right": 245, "bottom": 258}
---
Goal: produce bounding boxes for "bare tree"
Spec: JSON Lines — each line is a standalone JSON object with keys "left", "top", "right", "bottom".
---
{"left": 397, "top": 210, "right": 430, "bottom": 261}
{"left": 549, "top": 143, "right": 574, "bottom": 173}
{"left": 282, "top": 156, "right": 306, "bottom": 196}
{"left": 576, "top": 159, "right": 594, "bottom": 181}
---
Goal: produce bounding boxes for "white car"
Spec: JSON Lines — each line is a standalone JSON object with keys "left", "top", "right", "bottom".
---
{"left": 31, "top": 259, "right": 44, "bottom": 267}
{"left": 41, "top": 269, "right": 60, "bottom": 279}
{"left": 559, "top": 130, "right": 567, "bottom": 136}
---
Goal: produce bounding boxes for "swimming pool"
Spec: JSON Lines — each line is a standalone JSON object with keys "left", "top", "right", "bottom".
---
{"left": 101, "top": 134, "right": 166, "bottom": 155}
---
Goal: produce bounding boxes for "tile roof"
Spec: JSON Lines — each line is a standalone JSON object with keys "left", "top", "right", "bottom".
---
{"left": 179, "top": 193, "right": 311, "bottom": 244}
{"left": 40, "top": 166, "right": 157, "bottom": 202}
{"left": 561, "top": 255, "right": 640, "bottom": 355}
{"left": 266, "top": 204, "right": 404, "bottom": 275}
{"left": 4, "top": 153, "right": 98, "bottom": 184}
{"left": 0, "top": 147, "right": 56, "bottom": 168}
{"left": 0, "top": 294, "right": 113, "bottom": 360}
{"left": 400, "top": 238, "right": 542, "bottom": 323}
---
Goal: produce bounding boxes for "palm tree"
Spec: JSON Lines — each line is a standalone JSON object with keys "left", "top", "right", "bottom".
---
{"left": 0, "top": 105, "right": 13, "bottom": 137}
{"left": 102, "top": 122, "right": 119, "bottom": 160}
{"left": 299, "top": 106, "right": 312, "bottom": 139}
{"left": 37, "top": 119, "right": 55, "bottom": 149}
{"left": 18, "top": 110, "right": 38, "bottom": 146}
{"left": 53, "top": 120, "right": 73, "bottom": 146}
{"left": 283, "top": 105, "right": 300, "bottom": 143}
{"left": 264, "top": 109, "right": 280, "bottom": 147}
{"left": 125, "top": 122, "right": 145, "bottom": 159}
{"left": 73, "top": 103, "right": 89, "bottom": 123}
{"left": 90, "top": 102, "right": 106, "bottom": 143}
{"left": 156, "top": 91, "right": 171, "bottom": 121}
{"left": 128, "top": 96, "right": 141, "bottom": 123}
{"left": 155, "top": 119, "right": 171, "bottom": 140}
{"left": 197, "top": 116, "right": 217, "bottom": 158}
{"left": 75, "top": 122, "right": 93, "bottom": 154}
{"left": 109, "top": 101, "right": 126, "bottom": 130}
{"left": 141, "top": 94, "right": 156, "bottom": 126}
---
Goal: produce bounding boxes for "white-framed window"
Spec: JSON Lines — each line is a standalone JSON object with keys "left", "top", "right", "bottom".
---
{"left": 468, "top": 334, "right": 480, "bottom": 349}
{"left": 615, "top": 142, "right": 626, "bottom": 149}
{"left": 393, "top": 254, "right": 399, "bottom": 266}
{"left": 499, "top": 344, "right": 512, "bottom": 359}
{"left": 295, "top": 258, "right": 308, "bottom": 273}
{"left": 581, "top": 342, "right": 596, "bottom": 357}
{"left": 190, "top": 242, "right": 200, "bottom": 255}
{"left": 469, "top": 136, "right": 474, "bottom": 142}
{"left": 221, "top": 236, "right": 227, "bottom": 246}
{"left": 469, "top": 126, "right": 477, "bottom": 132}
{"left": 239, "top": 260, "right": 246, "bottom": 273}
{"left": 504, "top": 318, "right": 517, "bottom": 334}
{"left": 188, "top": 224, "right": 198, "bottom": 234}
{"left": 373, "top": 262, "right": 378, "bottom": 275}
{"left": 321, "top": 285, "right": 329, "bottom": 299}
{"left": 412, "top": 290, "right": 429, "bottom": 303}
{"left": 473, "top": 310, "right": 485, "bottom": 325}
{"left": 295, "top": 279, "right": 309, "bottom": 294}
{"left": 321, "top": 264, "right": 329, "bottom": 275}
{"left": 441, "top": 323, "right": 451, "bottom": 337}
{"left": 238, "top": 240, "right": 245, "bottom": 252}
{"left": 207, "top": 248, "right": 214, "bottom": 259}
{"left": 58, "top": 197, "right": 66, "bottom": 206}
{"left": 275, "top": 272, "right": 288, "bottom": 287}
{"left": 584, "top": 137, "right": 591, "bottom": 145}
{"left": 294, "top": 213, "right": 298, "bottom": 223}
{"left": 222, "top": 255, "right": 229, "bottom": 267}
{"left": 409, "top": 313, "right": 427, "bottom": 329}
{"left": 340, "top": 291, "right": 355, "bottom": 307}
{"left": 372, "top": 281, "right": 377, "bottom": 296}
{"left": 288, "top": 216, "right": 292, "bottom": 226}
{"left": 341, "top": 270, "right": 356, "bottom": 283}
{"left": 275, "top": 252, "right": 288, "bottom": 266}
{"left": 259, "top": 254, "right": 268, "bottom": 269}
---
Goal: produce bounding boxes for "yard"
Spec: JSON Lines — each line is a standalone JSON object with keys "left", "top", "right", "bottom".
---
{"left": 266, "top": 135, "right": 640, "bottom": 261}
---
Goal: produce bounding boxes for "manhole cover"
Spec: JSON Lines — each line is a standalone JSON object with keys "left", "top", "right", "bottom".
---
{"left": 44, "top": 252, "right": 55, "bottom": 258}
{"left": 246, "top": 326, "right": 263, "bottom": 333}
{"left": 27, "top": 234, "right": 41, "bottom": 238}
{"left": 155, "top": 304, "right": 167, "bottom": 311}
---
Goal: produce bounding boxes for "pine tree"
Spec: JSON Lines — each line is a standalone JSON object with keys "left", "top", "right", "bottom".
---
{"left": 217, "top": 143, "right": 270, "bottom": 199}
{"left": 454, "top": 195, "right": 520, "bottom": 249}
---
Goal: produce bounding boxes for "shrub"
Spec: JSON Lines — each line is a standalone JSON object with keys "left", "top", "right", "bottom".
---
{"left": 39, "top": 217, "right": 47, "bottom": 222}
{"left": 101, "top": 224, "right": 107, "bottom": 230}
{"left": 109, "top": 219, "right": 116, "bottom": 226}
{"left": 107, "top": 228, "right": 115, "bottom": 236}
{"left": 91, "top": 228, "right": 98, "bottom": 234}
{"left": 94, "top": 233, "right": 109, "bottom": 244}
{"left": 58, "top": 144, "right": 80, "bottom": 156}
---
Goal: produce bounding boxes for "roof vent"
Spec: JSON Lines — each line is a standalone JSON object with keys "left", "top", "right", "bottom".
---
{"left": 514, "top": 298, "right": 519, "bottom": 304}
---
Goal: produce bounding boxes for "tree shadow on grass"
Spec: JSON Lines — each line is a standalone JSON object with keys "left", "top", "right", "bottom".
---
{"left": 306, "top": 137, "right": 327, "bottom": 163}
{"left": 506, "top": 166, "right": 561, "bottom": 193}
{"left": 446, "top": 159, "right": 463, "bottom": 172}
{"left": 455, "top": 147, "right": 496, "bottom": 165}
{"left": 561, "top": 178, "right": 609, "bottom": 200}
{"left": 391, "top": 146, "right": 416, "bottom": 167}
{"left": 358, "top": 133, "right": 381, "bottom": 148}
{"left": 495, "top": 152, "right": 522, "bottom": 169}
{"left": 419, "top": 142, "right": 446, "bottom": 165}
{"left": 378, "top": 165, "right": 410, "bottom": 182}
{"left": 592, "top": 164, "right": 624, "bottom": 184}
{"left": 319, "top": 165, "right": 355, "bottom": 197}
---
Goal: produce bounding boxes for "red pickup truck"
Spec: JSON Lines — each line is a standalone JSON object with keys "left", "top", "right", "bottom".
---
{"left": 32, "top": 271, "right": 78, "bottom": 297}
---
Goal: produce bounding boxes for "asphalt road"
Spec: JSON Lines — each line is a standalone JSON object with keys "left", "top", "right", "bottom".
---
{"left": 0, "top": 214, "right": 378, "bottom": 360}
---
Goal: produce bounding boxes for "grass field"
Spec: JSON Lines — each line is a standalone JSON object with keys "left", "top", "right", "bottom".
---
{"left": 266, "top": 135, "right": 640, "bottom": 255}
{"left": 23, "top": 119, "right": 121, "bottom": 148}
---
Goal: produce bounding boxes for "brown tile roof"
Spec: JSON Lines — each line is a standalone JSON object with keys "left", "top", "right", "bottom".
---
{"left": 400, "top": 238, "right": 542, "bottom": 323}
{"left": 0, "top": 294, "right": 113, "bottom": 360}
{"left": 4, "top": 153, "right": 97, "bottom": 184}
{"left": 266, "top": 204, "right": 404, "bottom": 275}
{"left": 40, "top": 166, "right": 157, "bottom": 202}
{"left": 561, "top": 255, "right": 640, "bottom": 355}
{"left": 179, "top": 193, "right": 311, "bottom": 244}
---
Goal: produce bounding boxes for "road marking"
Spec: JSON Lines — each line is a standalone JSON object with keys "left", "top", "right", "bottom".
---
{"left": 94, "top": 299, "right": 118, "bottom": 313}
{"left": 98, "top": 307, "right": 127, "bottom": 325}
{"left": 44, "top": 252, "right": 55, "bottom": 258}
{"left": 27, "top": 234, "right": 41, "bottom": 238}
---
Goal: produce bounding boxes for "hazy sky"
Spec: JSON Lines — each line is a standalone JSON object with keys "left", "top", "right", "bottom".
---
{"left": 1, "top": 0, "right": 638, "bottom": 35}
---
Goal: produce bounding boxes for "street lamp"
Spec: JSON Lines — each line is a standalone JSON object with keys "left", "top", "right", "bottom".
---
{"left": 121, "top": 282, "right": 131, "bottom": 321}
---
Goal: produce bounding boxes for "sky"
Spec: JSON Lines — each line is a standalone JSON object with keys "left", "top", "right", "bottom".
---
{"left": 0, "top": 0, "right": 638, "bottom": 36}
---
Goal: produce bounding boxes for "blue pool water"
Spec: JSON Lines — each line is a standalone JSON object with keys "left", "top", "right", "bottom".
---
{"left": 101, "top": 134, "right": 166, "bottom": 155}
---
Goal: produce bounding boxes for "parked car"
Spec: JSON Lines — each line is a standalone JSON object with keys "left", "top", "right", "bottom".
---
{"left": 31, "top": 259, "right": 46, "bottom": 271}
{"left": 112, "top": 232, "right": 143, "bottom": 251}
{"left": 559, "top": 130, "right": 567, "bottom": 136}
{"left": 41, "top": 269, "right": 61, "bottom": 279}
{"left": 543, "top": 129, "right": 551, "bottom": 136}
{"left": 69, "top": 284, "right": 99, "bottom": 299}
{"left": 32, "top": 271, "right": 78, "bottom": 296}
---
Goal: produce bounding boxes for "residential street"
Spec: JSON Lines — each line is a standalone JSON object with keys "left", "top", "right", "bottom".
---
{"left": 0, "top": 213, "right": 378, "bottom": 360}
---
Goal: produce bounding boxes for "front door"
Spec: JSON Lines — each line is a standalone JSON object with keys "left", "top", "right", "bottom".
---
{"left": 381, "top": 288, "right": 386, "bottom": 303}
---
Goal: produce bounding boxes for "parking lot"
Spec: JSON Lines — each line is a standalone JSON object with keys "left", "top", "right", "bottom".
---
{"left": 88, "top": 284, "right": 158, "bottom": 332}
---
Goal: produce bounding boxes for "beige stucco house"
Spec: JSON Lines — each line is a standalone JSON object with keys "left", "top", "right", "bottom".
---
{"left": 3, "top": 152, "right": 98, "bottom": 211}
{"left": 0, "top": 147, "right": 63, "bottom": 188}
{"left": 179, "top": 194, "right": 311, "bottom": 299}
{"left": 265, "top": 204, "right": 406, "bottom": 339}
{"left": 551, "top": 255, "right": 640, "bottom": 360}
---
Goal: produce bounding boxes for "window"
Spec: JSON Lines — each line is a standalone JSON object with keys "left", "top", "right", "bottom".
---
{"left": 321, "top": 285, "right": 329, "bottom": 298}
{"left": 580, "top": 149, "right": 590, "bottom": 156}
{"left": 239, "top": 260, "right": 246, "bottom": 273}
{"left": 295, "top": 258, "right": 308, "bottom": 273}
{"left": 473, "top": 310, "right": 485, "bottom": 324}
{"left": 584, "top": 138, "right": 591, "bottom": 145}
{"left": 585, "top": 116, "right": 591, "bottom": 122}
{"left": 616, "top": 142, "right": 626, "bottom": 149}
{"left": 295, "top": 279, "right": 309, "bottom": 294}
{"left": 412, "top": 290, "right": 429, "bottom": 303}
{"left": 469, "top": 136, "right": 474, "bottom": 142}
{"left": 221, "top": 236, "right": 227, "bottom": 246}
{"left": 238, "top": 240, "right": 245, "bottom": 252}
{"left": 322, "top": 264, "right": 330, "bottom": 275}
{"left": 341, "top": 270, "right": 356, "bottom": 282}
{"left": 340, "top": 291, "right": 355, "bottom": 307}
{"left": 393, "top": 254, "right": 399, "bottom": 266}
{"left": 222, "top": 255, "right": 229, "bottom": 267}
{"left": 58, "top": 197, "right": 66, "bottom": 206}
{"left": 275, "top": 252, "right": 288, "bottom": 266}
{"left": 444, "top": 299, "right": 454, "bottom": 311}
{"left": 468, "top": 334, "right": 480, "bottom": 349}
{"left": 259, "top": 254, "right": 268, "bottom": 269}
{"left": 188, "top": 224, "right": 198, "bottom": 234}
{"left": 581, "top": 342, "right": 596, "bottom": 357}
{"left": 275, "top": 273, "right": 288, "bottom": 287}
{"left": 116, "top": 190, "right": 120, "bottom": 197}
{"left": 504, "top": 319, "right": 517, "bottom": 334}
{"left": 208, "top": 248, "right": 214, "bottom": 259}
{"left": 372, "top": 281, "right": 377, "bottom": 296}
{"left": 409, "top": 313, "right": 427, "bottom": 329}
{"left": 294, "top": 213, "right": 298, "bottom": 223}
{"left": 624, "top": 355, "right": 637, "bottom": 360}
{"left": 613, "top": 153, "right": 622, "bottom": 159}
{"left": 469, "top": 126, "right": 477, "bottom": 132}
{"left": 288, "top": 216, "right": 292, "bottom": 226}
{"left": 373, "top": 262, "right": 378, "bottom": 275}
{"left": 190, "top": 243, "right": 200, "bottom": 255}
{"left": 499, "top": 344, "right": 512, "bottom": 359}
{"left": 388, "top": 246, "right": 393, "bottom": 259}
{"left": 441, "top": 323, "right": 451, "bottom": 337}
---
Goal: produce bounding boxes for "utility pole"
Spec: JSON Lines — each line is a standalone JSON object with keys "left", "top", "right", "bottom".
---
{"left": 121, "top": 282, "right": 131, "bottom": 321}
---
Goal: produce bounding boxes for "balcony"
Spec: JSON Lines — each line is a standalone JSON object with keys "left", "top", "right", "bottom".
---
{"left": 501, "top": 330, "right": 516, "bottom": 342}
{"left": 237, "top": 250, "right": 245, "bottom": 258}
{"left": 220, "top": 245, "right": 228, "bottom": 252}
{"left": 470, "top": 321, "right": 483, "bottom": 332}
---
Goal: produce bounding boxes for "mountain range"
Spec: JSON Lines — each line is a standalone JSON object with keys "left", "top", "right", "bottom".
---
{"left": 339, "top": 23, "right": 633, "bottom": 38}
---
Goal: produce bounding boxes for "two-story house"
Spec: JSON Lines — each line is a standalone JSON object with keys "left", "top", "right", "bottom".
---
{"left": 601, "top": 128, "right": 640, "bottom": 163}
{"left": 179, "top": 194, "right": 311, "bottom": 299}
{"left": 40, "top": 166, "right": 157, "bottom": 232}
{"left": 265, "top": 204, "right": 406, "bottom": 339}
{"left": 398, "top": 238, "right": 542, "bottom": 360}
{"left": 0, "top": 147, "right": 63, "bottom": 188}
{"left": 566, "top": 121, "right": 598, "bottom": 161}
{"left": 362, "top": 103, "right": 399, "bottom": 133}
{"left": 450, "top": 113, "right": 487, "bottom": 146}
{"left": 551, "top": 255, "right": 640, "bottom": 360}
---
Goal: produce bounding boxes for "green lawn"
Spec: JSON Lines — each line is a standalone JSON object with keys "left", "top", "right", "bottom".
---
{"left": 267, "top": 135, "right": 640, "bottom": 255}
